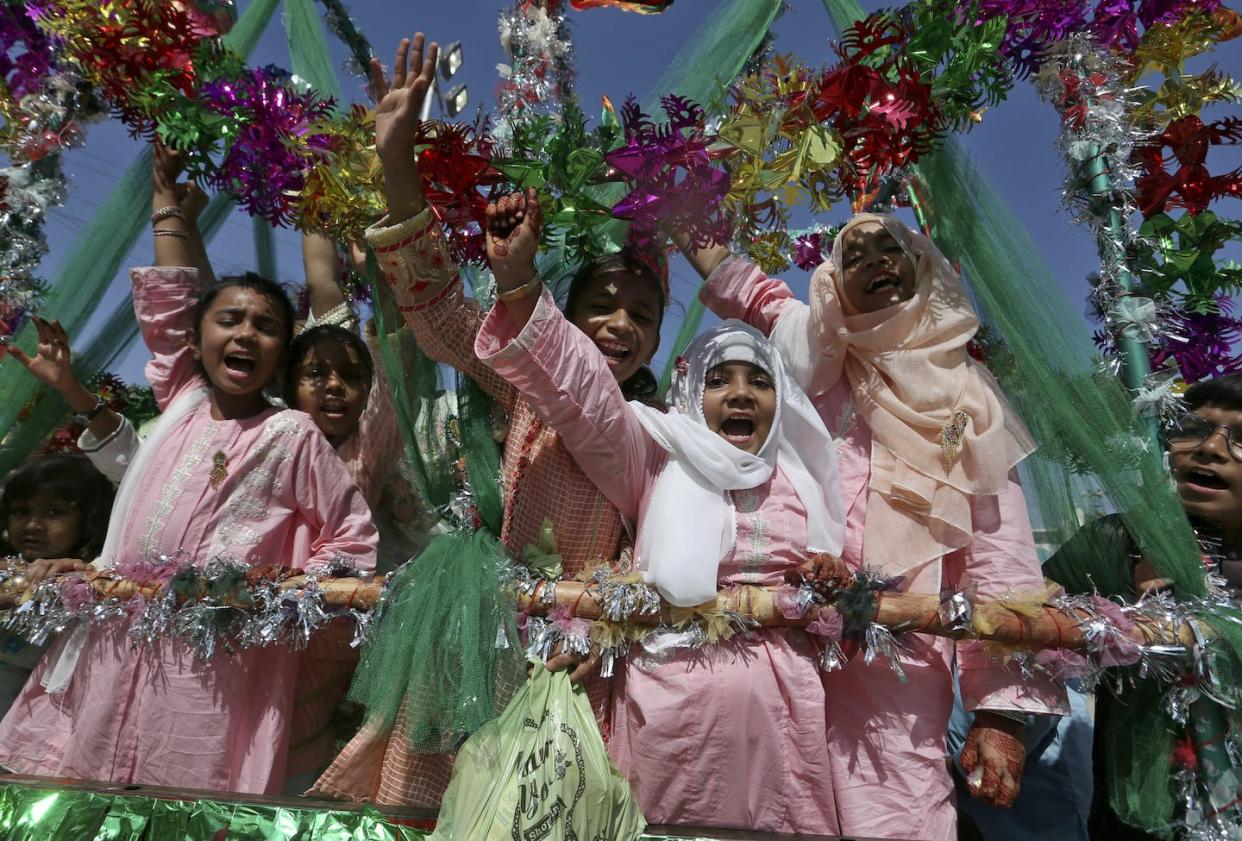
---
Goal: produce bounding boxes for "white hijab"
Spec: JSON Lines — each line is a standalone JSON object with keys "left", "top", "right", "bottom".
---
{"left": 630, "top": 321, "right": 845, "bottom": 606}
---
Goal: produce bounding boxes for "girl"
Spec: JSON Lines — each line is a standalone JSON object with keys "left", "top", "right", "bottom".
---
{"left": 0, "top": 175, "right": 378, "bottom": 793}
{"left": 679, "top": 213, "right": 1068, "bottom": 840}
{"left": 472, "top": 188, "right": 847, "bottom": 832}
{"left": 0, "top": 455, "right": 115, "bottom": 713}
{"left": 310, "top": 33, "right": 668, "bottom": 807}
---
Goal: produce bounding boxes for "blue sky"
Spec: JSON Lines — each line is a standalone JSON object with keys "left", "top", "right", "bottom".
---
{"left": 41, "top": 0, "right": 1242, "bottom": 382}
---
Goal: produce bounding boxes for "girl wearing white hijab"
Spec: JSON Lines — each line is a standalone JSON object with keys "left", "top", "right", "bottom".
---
{"left": 679, "top": 214, "right": 1068, "bottom": 841}
{"left": 477, "top": 193, "right": 847, "bottom": 835}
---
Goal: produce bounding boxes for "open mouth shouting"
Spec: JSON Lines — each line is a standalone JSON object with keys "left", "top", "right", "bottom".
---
{"left": 320, "top": 396, "right": 350, "bottom": 421}
{"left": 719, "top": 412, "right": 758, "bottom": 447}
{"left": 865, "top": 273, "right": 903, "bottom": 295}
{"left": 222, "top": 352, "right": 258, "bottom": 383}
{"left": 1180, "top": 466, "right": 1231, "bottom": 494}
{"left": 596, "top": 338, "right": 634, "bottom": 369}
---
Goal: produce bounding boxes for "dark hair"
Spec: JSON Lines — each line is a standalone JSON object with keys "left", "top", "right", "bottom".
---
{"left": 1, "top": 455, "right": 116, "bottom": 559}
{"left": 282, "top": 324, "right": 375, "bottom": 405}
{"left": 1185, "top": 373, "right": 1242, "bottom": 412}
{"left": 563, "top": 256, "right": 666, "bottom": 402}
{"left": 192, "top": 272, "right": 297, "bottom": 350}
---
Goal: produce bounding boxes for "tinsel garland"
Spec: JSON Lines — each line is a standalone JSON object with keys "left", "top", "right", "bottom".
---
{"left": 0, "top": 557, "right": 371, "bottom": 661}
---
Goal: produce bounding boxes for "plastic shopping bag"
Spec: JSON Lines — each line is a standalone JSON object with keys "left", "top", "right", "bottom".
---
{"left": 430, "top": 662, "right": 646, "bottom": 841}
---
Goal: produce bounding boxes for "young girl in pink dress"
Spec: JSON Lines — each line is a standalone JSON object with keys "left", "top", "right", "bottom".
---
{"left": 472, "top": 187, "right": 847, "bottom": 834}
{"left": 679, "top": 213, "right": 1068, "bottom": 840}
{"left": 0, "top": 244, "right": 378, "bottom": 794}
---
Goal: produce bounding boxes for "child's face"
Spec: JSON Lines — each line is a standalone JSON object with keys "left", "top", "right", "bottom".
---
{"left": 6, "top": 488, "right": 82, "bottom": 561}
{"left": 568, "top": 271, "right": 662, "bottom": 385}
{"left": 1167, "top": 402, "right": 1242, "bottom": 536}
{"left": 192, "top": 287, "right": 287, "bottom": 400}
{"left": 292, "top": 336, "right": 372, "bottom": 447}
{"left": 838, "top": 223, "right": 917, "bottom": 314}
{"left": 701, "top": 361, "right": 777, "bottom": 455}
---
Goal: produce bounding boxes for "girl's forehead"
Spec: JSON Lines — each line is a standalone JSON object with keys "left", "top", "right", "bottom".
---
{"left": 841, "top": 221, "right": 895, "bottom": 249}
{"left": 207, "top": 286, "right": 283, "bottom": 316}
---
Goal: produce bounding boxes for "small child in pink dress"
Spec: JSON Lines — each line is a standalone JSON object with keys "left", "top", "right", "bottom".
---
{"left": 0, "top": 265, "right": 378, "bottom": 795}
{"left": 476, "top": 187, "right": 848, "bottom": 834}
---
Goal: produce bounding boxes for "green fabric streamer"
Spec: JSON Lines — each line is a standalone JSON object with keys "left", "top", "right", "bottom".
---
{"left": 346, "top": 531, "right": 525, "bottom": 753}
{"left": 251, "top": 216, "right": 277, "bottom": 280}
{"left": 365, "top": 257, "right": 457, "bottom": 512}
{"left": 283, "top": 0, "right": 344, "bottom": 106}
{"left": 643, "top": 0, "right": 783, "bottom": 115}
{"left": 912, "top": 140, "right": 1204, "bottom": 595}
{"left": 0, "top": 0, "right": 281, "bottom": 467}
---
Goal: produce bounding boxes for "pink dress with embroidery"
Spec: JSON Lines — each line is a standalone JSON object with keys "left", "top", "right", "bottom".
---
{"left": 477, "top": 287, "right": 840, "bottom": 836}
{"left": 701, "top": 255, "right": 1068, "bottom": 840}
{"left": 0, "top": 266, "right": 378, "bottom": 795}
{"left": 310, "top": 209, "right": 624, "bottom": 807}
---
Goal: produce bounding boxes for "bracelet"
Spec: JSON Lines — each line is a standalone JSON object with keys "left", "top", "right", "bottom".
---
{"left": 73, "top": 395, "right": 107, "bottom": 425}
{"left": 153, "top": 229, "right": 189, "bottom": 239}
{"left": 150, "top": 206, "right": 186, "bottom": 226}
{"left": 497, "top": 276, "right": 541, "bottom": 303}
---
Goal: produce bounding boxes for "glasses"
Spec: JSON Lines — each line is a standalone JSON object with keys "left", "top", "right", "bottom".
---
{"left": 1163, "top": 413, "right": 1242, "bottom": 461}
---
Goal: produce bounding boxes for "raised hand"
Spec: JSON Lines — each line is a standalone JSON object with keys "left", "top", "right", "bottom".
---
{"left": 370, "top": 34, "right": 438, "bottom": 224}
{"left": 8, "top": 317, "right": 78, "bottom": 395}
{"left": 153, "top": 141, "right": 187, "bottom": 203}
{"left": 372, "top": 33, "right": 438, "bottom": 161}
{"left": 486, "top": 187, "right": 543, "bottom": 291}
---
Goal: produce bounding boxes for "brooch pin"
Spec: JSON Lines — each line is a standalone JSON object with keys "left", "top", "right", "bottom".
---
{"left": 209, "top": 450, "right": 229, "bottom": 489}
{"left": 939, "top": 410, "right": 970, "bottom": 471}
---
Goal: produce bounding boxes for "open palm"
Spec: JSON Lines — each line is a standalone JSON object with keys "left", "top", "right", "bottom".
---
{"left": 371, "top": 33, "right": 439, "bottom": 164}
{"left": 9, "top": 317, "right": 76, "bottom": 392}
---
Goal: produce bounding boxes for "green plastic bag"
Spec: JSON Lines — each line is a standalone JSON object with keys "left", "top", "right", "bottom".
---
{"left": 430, "top": 663, "right": 646, "bottom": 841}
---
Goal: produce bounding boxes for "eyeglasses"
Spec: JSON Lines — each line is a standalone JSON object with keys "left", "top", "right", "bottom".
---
{"left": 1162, "top": 413, "right": 1242, "bottom": 461}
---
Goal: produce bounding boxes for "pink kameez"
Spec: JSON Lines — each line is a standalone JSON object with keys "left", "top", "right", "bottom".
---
{"left": 702, "top": 255, "right": 1068, "bottom": 840}
{"left": 0, "top": 266, "right": 378, "bottom": 796}
{"left": 477, "top": 288, "right": 840, "bottom": 836}
{"left": 311, "top": 210, "right": 625, "bottom": 807}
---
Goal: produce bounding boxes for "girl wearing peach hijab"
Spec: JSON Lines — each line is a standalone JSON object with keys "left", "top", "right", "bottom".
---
{"left": 678, "top": 214, "right": 1068, "bottom": 841}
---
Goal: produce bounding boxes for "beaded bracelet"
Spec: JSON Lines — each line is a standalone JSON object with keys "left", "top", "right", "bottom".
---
{"left": 150, "top": 205, "right": 186, "bottom": 226}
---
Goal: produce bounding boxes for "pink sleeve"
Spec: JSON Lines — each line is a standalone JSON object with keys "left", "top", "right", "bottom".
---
{"left": 293, "top": 424, "right": 379, "bottom": 573}
{"left": 366, "top": 210, "right": 516, "bottom": 411}
{"left": 475, "top": 287, "right": 657, "bottom": 522}
{"left": 955, "top": 471, "right": 1069, "bottom": 715}
{"left": 699, "top": 254, "right": 799, "bottom": 336}
{"left": 130, "top": 266, "right": 203, "bottom": 409}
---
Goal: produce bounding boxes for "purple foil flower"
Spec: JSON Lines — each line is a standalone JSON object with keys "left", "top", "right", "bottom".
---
{"left": 794, "top": 233, "right": 825, "bottom": 271}
{"left": 200, "top": 66, "right": 334, "bottom": 226}
{"left": 606, "top": 95, "right": 731, "bottom": 252}
{"left": 1149, "top": 296, "right": 1242, "bottom": 383}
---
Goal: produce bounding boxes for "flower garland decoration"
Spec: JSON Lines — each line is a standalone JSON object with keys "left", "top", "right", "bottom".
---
{"left": 606, "top": 94, "right": 730, "bottom": 253}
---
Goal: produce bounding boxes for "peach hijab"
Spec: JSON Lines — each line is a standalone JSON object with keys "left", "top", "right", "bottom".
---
{"left": 774, "top": 213, "right": 1035, "bottom": 575}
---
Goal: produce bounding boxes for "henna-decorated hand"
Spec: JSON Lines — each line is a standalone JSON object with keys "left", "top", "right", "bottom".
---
{"left": 788, "top": 553, "right": 853, "bottom": 597}
{"left": 486, "top": 187, "right": 543, "bottom": 290}
{"left": 961, "top": 711, "right": 1026, "bottom": 808}
{"left": 543, "top": 641, "right": 600, "bottom": 685}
